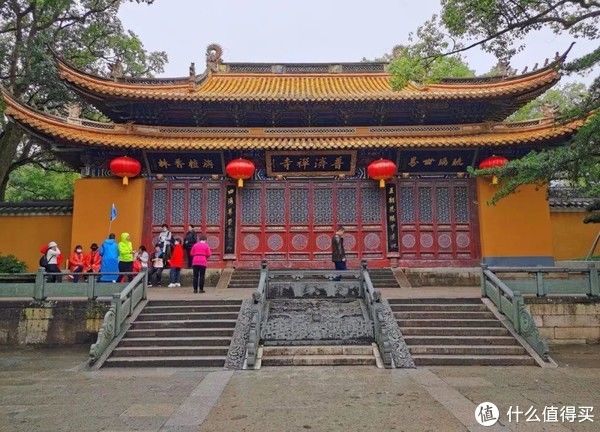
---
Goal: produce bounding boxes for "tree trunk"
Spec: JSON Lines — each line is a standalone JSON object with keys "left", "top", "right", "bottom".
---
{"left": 0, "top": 123, "right": 24, "bottom": 201}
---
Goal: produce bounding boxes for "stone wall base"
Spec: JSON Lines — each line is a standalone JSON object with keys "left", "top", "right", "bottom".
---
{"left": 527, "top": 297, "right": 600, "bottom": 345}
{"left": 0, "top": 300, "right": 109, "bottom": 345}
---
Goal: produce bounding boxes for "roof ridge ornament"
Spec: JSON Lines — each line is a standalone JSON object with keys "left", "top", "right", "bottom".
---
{"left": 109, "top": 60, "right": 124, "bottom": 81}
{"left": 206, "top": 44, "right": 223, "bottom": 72}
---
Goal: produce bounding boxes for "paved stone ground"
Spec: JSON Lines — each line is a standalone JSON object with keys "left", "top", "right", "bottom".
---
{"left": 1, "top": 345, "right": 599, "bottom": 432}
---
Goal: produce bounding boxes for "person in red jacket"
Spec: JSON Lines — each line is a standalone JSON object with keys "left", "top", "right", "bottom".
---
{"left": 69, "top": 245, "right": 85, "bottom": 282}
{"left": 168, "top": 239, "right": 184, "bottom": 288}
{"left": 84, "top": 243, "right": 102, "bottom": 274}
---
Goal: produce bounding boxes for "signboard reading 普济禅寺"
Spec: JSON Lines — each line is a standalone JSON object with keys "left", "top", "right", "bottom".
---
{"left": 266, "top": 151, "right": 357, "bottom": 177}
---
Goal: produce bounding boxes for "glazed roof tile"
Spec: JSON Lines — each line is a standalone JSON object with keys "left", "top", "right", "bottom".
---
{"left": 56, "top": 58, "right": 561, "bottom": 103}
{"left": 0, "top": 200, "right": 73, "bottom": 216}
{"left": 2, "top": 90, "right": 583, "bottom": 151}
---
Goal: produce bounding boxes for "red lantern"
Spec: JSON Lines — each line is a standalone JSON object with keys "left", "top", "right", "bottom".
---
{"left": 226, "top": 158, "right": 255, "bottom": 187}
{"left": 109, "top": 156, "right": 142, "bottom": 186}
{"left": 367, "top": 158, "right": 397, "bottom": 188}
{"left": 479, "top": 155, "right": 508, "bottom": 185}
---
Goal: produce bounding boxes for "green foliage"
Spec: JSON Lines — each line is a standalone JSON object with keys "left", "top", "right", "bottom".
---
{"left": 387, "top": 16, "right": 475, "bottom": 89}
{"left": 5, "top": 163, "right": 79, "bottom": 202}
{"left": 0, "top": 254, "right": 27, "bottom": 274}
{"left": 0, "top": 0, "right": 167, "bottom": 200}
{"left": 509, "top": 83, "right": 589, "bottom": 121}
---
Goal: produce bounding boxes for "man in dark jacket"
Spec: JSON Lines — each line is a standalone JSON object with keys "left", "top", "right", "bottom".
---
{"left": 183, "top": 224, "right": 197, "bottom": 268}
{"left": 331, "top": 226, "right": 346, "bottom": 273}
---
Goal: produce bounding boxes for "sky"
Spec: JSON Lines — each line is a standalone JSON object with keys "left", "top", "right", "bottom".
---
{"left": 119, "top": 0, "right": 596, "bottom": 84}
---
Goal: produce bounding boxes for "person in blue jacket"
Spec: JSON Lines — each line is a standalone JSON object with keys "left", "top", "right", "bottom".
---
{"left": 99, "top": 233, "right": 119, "bottom": 282}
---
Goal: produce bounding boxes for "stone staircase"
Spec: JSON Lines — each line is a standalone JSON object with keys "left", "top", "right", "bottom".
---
{"left": 227, "top": 269, "right": 262, "bottom": 289}
{"left": 390, "top": 298, "right": 537, "bottom": 366}
{"left": 104, "top": 299, "right": 242, "bottom": 367}
{"left": 260, "top": 345, "right": 379, "bottom": 367}
{"left": 368, "top": 268, "right": 400, "bottom": 289}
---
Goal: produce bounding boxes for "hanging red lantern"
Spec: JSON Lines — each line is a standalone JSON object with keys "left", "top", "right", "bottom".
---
{"left": 109, "top": 156, "right": 142, "bottom": 186}
{"left": 367, "top": 158, "right": 397, "bottom": 188}
{"left": 479, "top": 155, "right": 508, "bottom": 185}
{"left": 226, "top": 158, "right": 255, "bottom": 187}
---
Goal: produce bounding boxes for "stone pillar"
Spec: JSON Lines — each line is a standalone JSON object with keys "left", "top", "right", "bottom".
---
{"left": 71, "top": 178, "right": 146, "bottom": 251}
{"left": 475, "top": 177, "right": 554, "bottom": 266}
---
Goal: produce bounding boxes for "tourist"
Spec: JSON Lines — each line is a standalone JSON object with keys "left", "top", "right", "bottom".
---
{"left": 331, "top": 226, "right": 346, "bottom": 280}
{"left": 168, "top": 238, "right": 184, "bottom": 288}
{"left": 148, "top": 244, "right": 164, "bottom": 287}
{"left": 44, "top": 241, "right": 62, "bottom": 282}
{"left": 135, "top": 245, "right": 149, "bottom": 272}
{"left": 118, "top": 232, "right": 134, "bottom": 282}
{"left": 83, "top": 243, "right": 102, "bottom": 274}
{"left": 157, "top": 224, "right": 172, "bottom": 261}
{"left": 68, "top": 245, "right": 85, "bottom": 282}
{"left": 190, "top": 233, "right": 212, "bottom": 293}
{"left": 183, "top": 224, "right": 197, "bottom": 268}
{"left": 99, "top": 234, "right": 119, "bottom": 282}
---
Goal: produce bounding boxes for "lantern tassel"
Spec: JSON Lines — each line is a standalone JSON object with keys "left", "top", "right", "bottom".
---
{"left": 237, "top": 178, "right": 244, "bottom": 188}
{"left": 492, "top": 175, "right": 499, "bottom": 185}
{"left": 122, "top": 176, "right": 129, "bottom": 186}
{"left": 379, "top": 179, "right": 385, "bottom": 188}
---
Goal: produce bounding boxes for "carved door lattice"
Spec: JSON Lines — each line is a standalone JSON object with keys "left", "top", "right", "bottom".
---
{"left": 395, "top": 178, "right": 479, "bottom": 264}
{"left": 145, "top": 181, "right": 225, "bottom": 264}
{"left": 237, "top": 180, "right": 386, "bottom": 268}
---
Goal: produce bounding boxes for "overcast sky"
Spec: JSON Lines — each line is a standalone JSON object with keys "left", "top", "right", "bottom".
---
{"left": 119, "top": 0, "right": 595, "bottom": 84}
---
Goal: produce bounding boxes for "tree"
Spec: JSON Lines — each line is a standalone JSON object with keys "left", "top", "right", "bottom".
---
{"left": 393, "top": 1, "right": 599, "bottom": 205}
{"left": 509, "top": 82, "right": 589, "bottom": 121}
{"left": 5, "top": 163, "right": 80, "bottom": 202}
{"left": 387, "top": 16, "right": 475, "bottom": 89}
{"left": 0, "top": 0, "right": 168, "bottom": 201}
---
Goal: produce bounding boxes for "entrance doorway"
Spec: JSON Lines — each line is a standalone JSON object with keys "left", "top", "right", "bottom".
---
{"left": 236, "top": 180, "right": 387, "bottom": 269}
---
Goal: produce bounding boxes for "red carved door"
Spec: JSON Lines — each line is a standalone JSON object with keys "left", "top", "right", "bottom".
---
{"left": 144, "top": 180, "right": 225, "bottom": 266}
{"left": 395, "top": 178, "right": 480, "bottom": 266}
{"left": 236, "top": 180, "right": 387, "bottom": 269}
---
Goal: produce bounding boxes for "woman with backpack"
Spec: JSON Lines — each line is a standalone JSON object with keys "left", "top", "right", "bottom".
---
{"left": 42, "top": 241, "right": 62, "bottom": 283}
{"left": 99, "top": 234, "right": 119, "bottom": 282}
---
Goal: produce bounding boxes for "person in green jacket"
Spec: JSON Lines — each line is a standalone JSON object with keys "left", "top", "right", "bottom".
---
{"left": 118, "top": 232, "right": 134, "bottom": 281}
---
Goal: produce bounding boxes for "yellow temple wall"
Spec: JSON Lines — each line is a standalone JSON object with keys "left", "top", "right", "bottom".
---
{"left": 0, "top": 215, "right": 72, "bottom": 271}
{"left": 476, "top": 178, "right": 554, "bottom": 266}
{"left": 550, "top": 211, "right": 599, "bottom": 260}
{"left": 70, "top": 178, "right": 146, "bottom": 253}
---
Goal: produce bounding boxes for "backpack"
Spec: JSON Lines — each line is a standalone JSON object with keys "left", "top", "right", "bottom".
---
{"left": 39, "top": 254, "right": 48, "bottom": 267}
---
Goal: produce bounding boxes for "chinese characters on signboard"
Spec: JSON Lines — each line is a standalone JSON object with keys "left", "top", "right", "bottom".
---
{"left": 385, "top": 184, "right": 399, "bottom": 253}
{"left": 266, "top": 151, "right": 356, "bottom": 176}
{"left": 147, "top": 152, "right": 224, "bottom": 175}
{"left": 224, "top": 185, "right": 236, "bottom": 255}
{"left": 398, "top": 150, "right": 475, "bottom": 173}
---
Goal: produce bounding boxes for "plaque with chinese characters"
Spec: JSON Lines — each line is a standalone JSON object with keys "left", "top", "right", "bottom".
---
{"left": 398, "top": 150, "right": 475, "bottom": 173}
{"left": 266, "top": 151, "right": 356, "bottom": 177}
{"left": 146, "top": 152, "right": 224, "bottom": 175}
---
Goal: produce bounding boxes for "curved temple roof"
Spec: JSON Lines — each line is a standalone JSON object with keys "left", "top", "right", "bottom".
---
{"left": 3, "top": 90, "right": 583, "bottom": 151}
{"left": 56, "top": 57, "right": 561, "bottom": 103}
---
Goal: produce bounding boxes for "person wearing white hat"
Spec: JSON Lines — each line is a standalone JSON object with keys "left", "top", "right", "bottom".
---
{"left": 45, "top": 241, "right": 62, "bottom": 282}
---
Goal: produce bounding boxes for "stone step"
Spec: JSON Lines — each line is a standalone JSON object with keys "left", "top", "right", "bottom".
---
{"left": 397, "top": 319, "right": 503, "bottom": 328}
{"left": 131, "top": 319, "right": 237, "bottom": 329}
{"left": 143, "top": 305, "right": 241, "bottom": 313}
{"left": 388, "top": 298, "right": 482, "bottom": 304}
{"left": 411, "top": 355, "right": 536, "bottom": 366}
{"left": 119, "top": 337, "right": 232, "bottom": 347}
{"left": 126, "top": 328, "right": 235, "bottom": 338}
{"left": 390, "top": 304, "right": 489, "bottom": 312}
{"left": 394, "top": 311, "right": 495, "bottom": 320}
{"left": 262, "top": 355, "right": 377, "bottom": 367}
{"left": 111, "top": 346, "right": 229, "bottom": 357}
{"left": 104, "top": 356, "right": 226, "bottom": 368}
{"left": 403, "top": 335, "right": 519, "bottom": 346}
{"left": 136, "top": 312, "right": 240, "bottom": 321}
{"left": 262, "top": 345, "right": 373, "bottom": 356}
{"left": 148, "top": 300, "right": 242, "bottom": 306}
{"left": 400, "top": 327, "right": 510, "bottom": 336}
{"left": 409, "top": 345, "right": 527, "bottom": 356}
